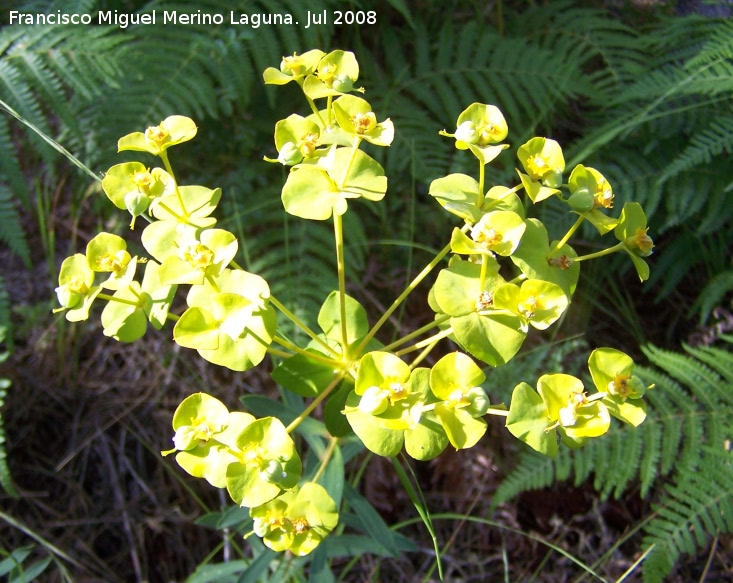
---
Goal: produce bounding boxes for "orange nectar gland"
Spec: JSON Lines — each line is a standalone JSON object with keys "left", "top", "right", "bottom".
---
{"left": 180, "top": 242, "right": 214, "bottom": 270}
{"left": 635, "top": 228, "right": 654, "bottom": 255}
{"left": 97, "top": 251, "right": 128, "bottom": 273}
{"left": 145, "top": 124, "right": 170, "bottom": 148}
{"left": 131, "top": 169, "right": 154, "bottom": 193}
{"left": 518, "top": 295, "right": 542, "bottom": 319}
{"left": 299, "top": 132, "right": 318, "bottom": 156}
{"left": 476, "top": 291, "right": 493, "bottom": 311}
{"left": 351, "top": 112, "right": 377, "bottom": 134}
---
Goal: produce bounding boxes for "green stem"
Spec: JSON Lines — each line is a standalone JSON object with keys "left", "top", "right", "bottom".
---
{"left": 573, "top": 242, "right": 625, "bottom": 263}
{"left": 155, "top": 201, "right": 185, "bottom": 222}
{"left": 272, "top": 336, "right": 344, "bottom": 368}
{"left": 266, "top": 345, "right": 294, "bottom": 360}
{"left": 333, "top": 212, "right": 349, "bottom": 361}
{"left": 166, "top": 312, "right": 180, "bottom": 322}
{"left": 338, "top": 136, "right": 362, "bottom": 189}
{"left": 158, "top": 150, "right": 187, "bottom": 214}
{"left": 356, "top": 239, "right": 455, "bottom": 355}
{"left": 311, "top": 437, "right": 339, "bottom": 483}
{"left": 269, "top": 295, "right": 337, "bottom": 357}
{"left": 285, "top": 373, "right": 344, "bottom": 433}
{"left": 381, "top": 313, "right": 452, "bottom": 353}
{"left": 205, "top": 275, "right": 221, "bottom": 292}
{"left": 479, "top": 253, "right": 489, "bottom": 291}
{"left": 478, "top": 159, "right": 485, "bottom": 208}
{"left": 97, "top": 292, "right": 140, "bottom": 307}
{"left": 394, "top": 326, "right": 454, "bottom": 357}
{"left": 548, "top": 215, "right": 584, "bottom": 258}
{"left": 409, "top": 339, "right": 439, "bottom": 370}
{"left": 326, "top": 95, "right": 333, "bottom": 126}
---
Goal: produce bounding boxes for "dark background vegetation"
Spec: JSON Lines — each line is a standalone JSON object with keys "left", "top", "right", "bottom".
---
{"left": 1, "top": 0, "right": 732, "bottom": 581}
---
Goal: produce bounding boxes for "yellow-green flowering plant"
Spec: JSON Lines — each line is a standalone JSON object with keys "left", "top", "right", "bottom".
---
{"left": 53, "top": 49, "right": 656, "bottom": 570}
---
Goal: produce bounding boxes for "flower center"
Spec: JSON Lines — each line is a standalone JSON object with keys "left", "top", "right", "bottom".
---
{"left": 97, "top": 251, "right": 129, "bottom": 273}
{"left": 281, "top": 54, "right": 305, "bottom": 76}
{"left": 351, "top": 112, "right": 377, "bottom": 134}
{"left": 525, "top": 154, "right": 550, "bottom": 180}
{"left": 299, "top": 132, "right": 319, "bottom": 156}
{"left": 548, "top": 255, "right": 573, "bottom": 270}
{"left": 476, "top": 291, "right": 493, "bottom": 311}
{"left": 518, "top": 295, "right": 543, "bottom": 319}
{"left": 608, "top": 373, "right": 631, "bottom": 398}
{"left": 472, "top": 226, "right": 502, "bottom": 249}
{"left": 387, "top": 381, "right": 407, "bottom": 403}
{"left": 67, "top": 274, "right": 89, "bottom": 295}
{"left": 292, "top": 517, "right": 310, "bottom": 535}
{"left": 635, "top": 228, "right": 654, "bottom": 255}
{"left": 594, "top": 181, "right": 614, "bottom": 209}
{"left": 180, "top": 242, "right": 214, "bottom": 270}
{"left": 559, "top": 390, "right": 587, "bottom": 427}
{"left": 318, "top": 63, "right": 337, "bottom": 84}
{"left": 477, "top": 121, "right": 499, "bottom": 145}
{"left": 145, "top": 124, "right": 170, "bottom": 147}
{"left": 131, "top": 169, "right": 154, "bottom": 193}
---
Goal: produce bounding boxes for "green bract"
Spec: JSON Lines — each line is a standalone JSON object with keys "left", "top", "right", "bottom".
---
{"left": 517, "top": 137, "right": 565, "bottom": 201}
{"left": 332, "top": 95, "right": 394, "bottom": 147}
{"left": 226, "top": 416, "right": 301, "bottom": 508}
{"left": 615, "top": 202, "right": 654, "bottom": 281}
{"left": 54, "top": 253, "right": 102, "bottom": 322}
{"left": 174, "top": 269, "right": 275, "bottom": 371}
{"left": 303, "top": 50, "right": 361, "bottom": 99}
{"left": 428, "top": 175, "right": 525, "bottom": 222}
{"left": 101, "top": 162, "right": 173, "bottom": 227}
{"left": 281, "top": 146, "right": 387, "bottom": 220}
{"left": 589, "top": 347, "right": 648, "bottom": 426}
{"left": 250, "top": 482, "right": 338, "bottom": 556}
{"left": 441, "top": 103, "right": 509, "bottom": 165}
{"left": 157, "top": 228, "right": 238, "bottom": 286}
{"left": 454, "top": 210, "right": 526, "bottom": 257}
{"left": 85, "top": 232, "right": 136, "bottom": 291}
{"left": 492, "top": 279, "right": 569, "bottom": 331}
{"left": 430, "top": 352, "right": 489, "bottom": 449}
{"left": 263, "top": 49, "right": 326, "bottom": 85}
{"left": 567, "top": 164, "right": 618, "bottom": 234}
{"left": 507, "top": 373, "right": 611, "bottom": 457}
{"left": 269, "top": 114, "right": 321, "bottom": 165}
{"left": 118, "top": 115, "right": 197, "bottom": 156}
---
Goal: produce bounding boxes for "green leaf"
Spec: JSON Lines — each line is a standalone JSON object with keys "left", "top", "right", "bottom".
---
{"left": 510, "top": 219, "right": 580, "bottom": 296}
{"left": 428, "top": 173, "right": 482, "bottom": 222}
{"left": 343, "top": 483, "right": 399, "bottom": 557}
{"left": 174, "top": 307, "right": 220, "bottom": 350}
{"left": 451, "top": 311, "right": 526, "bottom": 367}
{"left": 271, "top": 352, "right": 339, "bottom": 398}
{"left": 100, "top": 283, "right": 150, "bottom": 342}
{"left": 435, "top": 403, "right": 487, "bottom": 449}
{"left": 432, "top": 257, "right": 501, "bottom": 317}
{"left": 506, "top": 382, "right": 558, "bottom": 457}
{"left": 317, "top": 291, "right": 368, "bottom": 346}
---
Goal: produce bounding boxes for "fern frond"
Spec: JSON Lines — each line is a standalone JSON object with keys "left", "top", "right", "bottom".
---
{"left": 642, "top": 446, "right": 733, "bottom": 583}
{"left": 0, "top": 277, "right": 16, "bottom": 498}
{"left": 0, "top": 183, "right": 30, "bottom": 267}
{"left": 659, "top": 115, "right": 733, "bottom": 183}
{"left": 496, "top": 342, "right": 733, "bottom": 581}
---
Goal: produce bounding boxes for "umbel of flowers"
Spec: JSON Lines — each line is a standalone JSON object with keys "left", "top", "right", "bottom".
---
{"left": 54, "top": 49, "right": 654, "bottom": 557}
